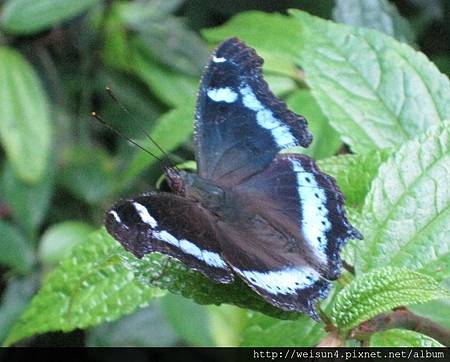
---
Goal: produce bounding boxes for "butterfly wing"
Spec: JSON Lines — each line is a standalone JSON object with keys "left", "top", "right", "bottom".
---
{"left": 105, "top": 192, "right": 234, "bottom": 283}
{"left": 213, "top": 153, "right": 362, "bottom": 318}
{"left": 194, "top": 38, "right": 312, "bottom": 186}
{"left": 235, "top": 153, "right": 362, "bottom": 280}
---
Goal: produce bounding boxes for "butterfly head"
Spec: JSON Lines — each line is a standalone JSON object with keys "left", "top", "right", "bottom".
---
{"left": 163, "top": 166, "right": 187, "bottom": 196}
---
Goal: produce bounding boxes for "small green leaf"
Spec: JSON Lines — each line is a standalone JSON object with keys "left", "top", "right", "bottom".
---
{"left": 202, "top": 11, "right": 302, "bottom": 78}
{"left": 38, "top": 221, "right": 95, "bottom": 265}
{"left": 118, "top": 100, "right": 195, "bottom": 188}
{"left": 356, "top": 122, "right": 450, "bottom": 277}
{"left": 131, "top": 40, "right": 198, "bottom": 107}
{"left": 0, "top": 47, "right": 52, "bottom": 182}
{"left": 160, "top": 293, "right": 214, "bottom": 346}
{"left": 293, "top": 10, "right": 450, "bottom": 153}
{"left": 370, "top": 329, "right": 444, "bottom": 347}
{"left": 133, "top": 17, "right": 209, "bottom": 77}
{"left": 333, "top": 0, "right": 415, "bottom": 44}
{"left": 4, "top": 230, "right": 165, "bottom": 346}
{"left": 1, "top": 161, "right": 54, "bottom": 240}
{"left": 331, "top": 267, "right": 449, "bottom": 330}
{"left": 207, "top": 305, "right": 247, "bottom": 347}
{"left": 58, "top": 146, "right": 115, "bottom": 204}
{"left": 241, "top": 312, "right": 324, "bottom": 347}
{"left": 317, "top": 149, "right": 392, "bottom": 209}
{"left": 0, "top": 277, "right": 37, "bottom": 345}
{"left": 0, "top": 220, "right": 33, "bottom": 273}
{"left": 1, "top": 0, "right": 101, "bottom": 35}
{"left": 86, "top": 301, "right": 177, "bottom": 347}
{"left": 287, "top": 90, "right": 341, "bottom": 160}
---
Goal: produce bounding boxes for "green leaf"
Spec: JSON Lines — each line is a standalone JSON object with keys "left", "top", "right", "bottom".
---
{"left": 287, "top": 89, "right": 342, "bottom": 160}
{"left": 58, "top": 146, "right": 115, "bottom": 204}
{"left": 331, "top": 267, "right": 450, "bottom": 330}
{"left": 0, "top": 220, "right": 33, "bottom": 273}
{"left": 207, "top": 305, "right": 247, "bottom": 347}
{"left": 293, "top": 10, "right": 450, "bottom": 153}
{"left": 131, "top": 40, "right": 198, "bottom": 107}
{"left": 86, "top": 301, "right": 177, "bottom": 347}
{"left": 1, "top": 0, "right": 101, "bottom": 35}
{"left": 133, "top": 17, "right": 209, "bottom": 77}
{"left": 241, "top": 312, "right": 324, "bottom": 347}
{"left": 4, "top": 230, "right": 165, "bottom": 346}
{"left": 241, "top": 286, "right": 340, "bottom": 347}
{"left": 0, "top": 277, "right": 37, "bottom": 345}
{"left": 317, "top": 149, "right": 392, "bottom": 209}
{"left": 38, "top": 221, "right": 95, "bottom": 265}
{"left": 202, "top": 11, "right": 302, "bottom": 78}
{"left": 1, "top": 161, "right": 55, "bottom": 240}
{"left": 333, "top": 0, "right": 415, "bottom": 44}
{"left": 355, "top": 122, "right": 450, "bottom": 277}
{"left": 118, "top": 100, "right": 195, "bottom": 188}
{"left": 160, "top": 293, "right": 214, "bottom": 346}
{"left": 0, "top": 47, "right": 52, "bottom": 182}
{"left": 370, "top": 329, "right": 444, "bottom": 347}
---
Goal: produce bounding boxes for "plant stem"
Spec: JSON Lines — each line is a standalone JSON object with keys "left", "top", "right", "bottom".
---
{"left": 351, "top": 307, "right": 450, "bottom": 346}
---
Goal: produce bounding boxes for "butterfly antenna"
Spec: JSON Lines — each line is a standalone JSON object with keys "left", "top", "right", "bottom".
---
{"left": 105, "top": 87, "right": 175, "bottom": 168}
{"left": 91, "top": 112, "right": 163, "bottom": 162}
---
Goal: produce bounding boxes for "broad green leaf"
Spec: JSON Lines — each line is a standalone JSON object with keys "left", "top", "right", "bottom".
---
{"left": 207, "top": 305, "right": 247, "bottom": 347}
{"left": 6, "top": 229, "right": 298, "bottom": 345}
{"left": 4, "top": 230, "right": 165, "bottom": 346}
{"left": 0, "top": 220, "right": 33, "bottom": 273}
{"left": 241, "top": 312, "right": 324, "bottom": 347}
{"left": 202, "top": 11, "right": 302, "bottom": 78}
{"left": 333, "top": 0, "right": 415, "bottom": 44}
{"left": 58, "top": 146, "right": 115, "bottom": 204}
{"left": 116, "top": 0, "right": 207, "bottom": 76}
{"left": 0, "top": 277, "right": 37, "bottom": 345}
{"left": 38, "top": 221, "right": 95, "bottom": 265}
{"left": 241, "top": 286, "right": 340, "bottom": 347}
{"left": 86, "top": 301, "right": 177, "bottom": 347}
{"left": 161, "top": 293, "right": 214, "bottom": 346}
{"left": 317, "top": 149, "right": 392, "bottom": 209}
{"left": 293, "top": 10, "right": 450, "bottom": 153}
{"left": 1, "top": 0, "right": 101, "bottom": 35}
{"left": 370, "top": 329, "right": 444, "bottom": 347}
{"left": 118, "top": 100, "right": 195, "bottom": 189}
{"left": 355, "top": 122, "right": 450, "bottom": 277}
{"left": 331, "top": 267, "right": 450, "bottom": 330}
{"left": 133, "top": 17, "right": 209, "bottom": 77}
{"left": 0, "top": 47, "right": 52, "bottom": 182}
{"left": 131, "top": 40, "right": 198, "bottom": 108}
{"left": 287, "top": 89, "right": 342, "bottom": 160}
{"left": 1, "top": 161, "right": 54, "bottom": 240}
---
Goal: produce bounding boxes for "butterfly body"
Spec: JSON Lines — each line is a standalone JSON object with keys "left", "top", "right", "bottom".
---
{"left": 106, "top": 38, "right": 362, "bottom": 319}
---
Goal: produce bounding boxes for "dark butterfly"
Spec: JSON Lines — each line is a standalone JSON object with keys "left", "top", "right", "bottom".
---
{"left": 105, "top": 38, "right": 362, "bottom": 319}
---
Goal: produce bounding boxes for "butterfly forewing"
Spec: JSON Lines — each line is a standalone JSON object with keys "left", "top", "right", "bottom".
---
{"left": 195, "top": 38, "right": 312, "bottom": 186}
{"left": 106, "top": 192, "right": 234, "bottom": 283}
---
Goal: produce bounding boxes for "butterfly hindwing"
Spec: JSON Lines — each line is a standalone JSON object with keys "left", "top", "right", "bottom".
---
{"left": 235, "top": 153, "right": 363, "bottom": 280}
{"left": 214, "top": 210, "right": 330, "bottom": 319}
{"left": 195, "top": 38, "right": 312, "bottom": 186}
{"left": 105, "top": 192, "right": 234, "bottom": 283}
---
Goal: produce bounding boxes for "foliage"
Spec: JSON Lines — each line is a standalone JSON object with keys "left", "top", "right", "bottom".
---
{"left": 0, "top": 0, "right": 449, "bottom": 347}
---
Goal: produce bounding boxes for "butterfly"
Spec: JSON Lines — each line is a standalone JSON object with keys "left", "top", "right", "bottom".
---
{"left": 105, "top": 38, "right": 362, "bottom": 319}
